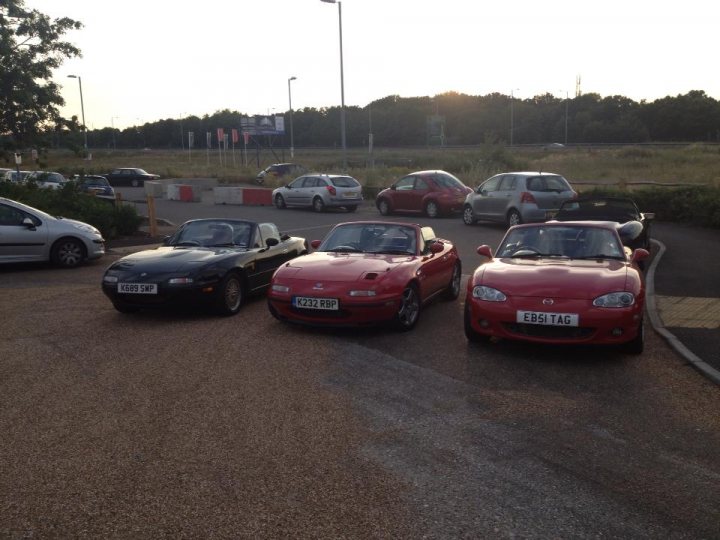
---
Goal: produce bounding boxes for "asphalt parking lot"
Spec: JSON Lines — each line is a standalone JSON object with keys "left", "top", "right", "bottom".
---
{"left": 1, "top": 195, "right": 719, "bottom": 538}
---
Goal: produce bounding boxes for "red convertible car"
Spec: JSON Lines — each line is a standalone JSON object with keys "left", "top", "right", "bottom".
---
{"left": 267, "top": 221, "right": 462, "bottom": 330}
{"left": 464, "top": 221, "right": 649, "bottom": 353}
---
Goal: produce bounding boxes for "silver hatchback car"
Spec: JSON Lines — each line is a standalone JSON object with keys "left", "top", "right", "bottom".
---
{"left": 462, "top": 171, "right": 577, "bottom": 227}
{"left": 272, "top": 174, "right": 363, "bottom": 213}
{"left": 0, "top": 197, "right": 105, "bottom": 267}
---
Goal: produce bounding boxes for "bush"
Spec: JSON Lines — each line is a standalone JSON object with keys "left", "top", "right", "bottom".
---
{"left": 0, "top": 181, "right": 143, "bottom": 238}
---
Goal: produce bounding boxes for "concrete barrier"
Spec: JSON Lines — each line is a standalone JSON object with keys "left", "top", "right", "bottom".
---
{"left": 213, "top": 186, "right": 272, "bottom": 206}
{"left": 144, "top": 181, "right": 165, "bottom": 197}
{"left": 167, "top": 183, "right": 202, "bottom": 202}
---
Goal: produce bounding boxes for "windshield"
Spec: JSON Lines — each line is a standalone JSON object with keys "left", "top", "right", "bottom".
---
{"left": 320, "top": 223, "right": 417, "bottom": 255}
{"left": 557, "top": 199, "right": 639, "bottom": 221}
{"left": 174, "top": 220, "right": 254, "bottom": 248}
{"left": 498, "top": 225, "right": 624, "bottom": 260}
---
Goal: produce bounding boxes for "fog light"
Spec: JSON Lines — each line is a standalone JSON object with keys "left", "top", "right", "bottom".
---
{"left": 611, "top": 328, "right": 623, "bottom": 336}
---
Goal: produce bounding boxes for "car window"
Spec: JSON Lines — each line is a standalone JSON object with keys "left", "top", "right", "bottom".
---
{"left": 498, "top": 176, "right": 516, "bottom": 191}
{"left": 330, "top": 176, "right": 360, "bottom": 188}
{"left": 395, "top": 176, "right": 415, "bottom": 191}
{"left": 302, "top": 177, "right": 318, "bottom": 188}
{"left": 480, "top": 176, "right": 501, "bottom": 193}
{"left": 415, "top": 177, "right": 429, "bottom": 190}
{"left": 433, "top": 173, "right": 465, "bottom": 189}
{"left": 545, "top": 175, "right": 570, "bottom": 191}
{"left": 288, "top": 177, "right": 305, "bottom": 188}
{"left": 0, "top": 204, "right": 28, "bottom": 226}
{"left": 259, "top": 223, "right": 281, "bottom": 245}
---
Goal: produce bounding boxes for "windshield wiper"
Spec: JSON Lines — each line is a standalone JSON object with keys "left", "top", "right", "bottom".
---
{"left": 367, "top": 249, "right": 412, "bottom": 255}
{"left": 326, "top": 246, "right": 363, "bottom": 253}
{"left": 573, "top": 254, "right": 624, "bottom": 260}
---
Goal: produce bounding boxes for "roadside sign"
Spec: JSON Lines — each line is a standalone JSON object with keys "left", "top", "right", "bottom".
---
{"left": 14, "top": 152, "right": 21, "bottom": 165}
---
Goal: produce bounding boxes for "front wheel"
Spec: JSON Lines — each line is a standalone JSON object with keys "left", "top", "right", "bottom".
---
{"left": 377, "top": 198, "right": 391, "bottom": 216}
{"left": 312, "top": 197, "right": 325, "bottom": 213}
{"left": 131, "top": 179, "right": 139, "bottom": 187}
{"left": 462, "top": 205, "right": 476, "bottom": 226}
{"left": 444, "top": 262, "right": 462, "bottom": 300}
{"left": 425, "top": 200, "right": 440, "bottom": 218}
{"left": 507, "top": 209, "right": 522, "bottom": 227}
{"left": 345, "top": 205, "right": 358, "bottom": 213}
{"left": 214, "top": 272, "right": 245, "bottom": 316}
{"left": 51, "top": 238, "right": 85, "bottom": 268}
{"left": 394, "top": 284, "right": 420, "bottom": 331}
{"left": 274, "top": 194, "right": 286, "bottom": 209}
{"left": 464, "top": 302, "right": 489, "bottom": 343}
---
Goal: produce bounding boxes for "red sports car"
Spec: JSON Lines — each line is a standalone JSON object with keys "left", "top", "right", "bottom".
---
{"left": 464, "top": 221, "right": 649, "bottom": 353}
{"left": 267, "top": 221, "right": 462, "bottom": 330}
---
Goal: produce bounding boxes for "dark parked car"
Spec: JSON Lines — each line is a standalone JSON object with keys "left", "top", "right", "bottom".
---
{"left": 105, "top": 168, "right": 159, "bottom": 187}
{"left": 71, "top": 175, "right": 116, "bottom": 199}
{"left": 552, "top": 197, "right": 654, "bottom": 250}
{"left": 255, "top": 163, "right": 306, "bottom": 185}
{"left": 375, "top": 170, "right": 472, "bottom": 218}
{"left": 102, "top": 218, "right": 307, "bottom": 316}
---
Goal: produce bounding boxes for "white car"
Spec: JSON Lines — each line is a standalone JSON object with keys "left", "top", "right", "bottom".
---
{"left": 0, "top": 197, "right": 105, "bottom": 267}
{"left": 26, "top": 171, "right": 68, "bottom": 189}
{"left": 272, "top": 174, "right": 363, "bottom": 213}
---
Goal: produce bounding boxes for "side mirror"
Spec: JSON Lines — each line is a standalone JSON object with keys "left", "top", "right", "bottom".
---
{"left": 266, "top": 237, "right": 279, "bottom": 247}
{"left": 476, "top": 245, "right": 493, "bottom": 259}
{"left": 631, "top": 248, "right": 649, "bottom": 264}
{"left": 280, "top": 233, "right": 290, "bottom": 242}
{"left": 644, "top": 212, "right": 655, "bottom": 221}
{"left": 162, "top": 235, "right": 172, "bottom": 246}
{"left": 310, "top": 239, "right": 322, "bottom": 249}
{"left": 22, "top": 217, "right": 36, "bottom": 229}
{"left": 429, "top": 241, "right": 444, "bottom": 254}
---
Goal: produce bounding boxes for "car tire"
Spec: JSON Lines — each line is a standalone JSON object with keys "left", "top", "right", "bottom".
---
{"left": 425, "top": 200, "right": 440, "bottom": 218}
{"left": 131, "top": 179, "right": 139, "bottom": 187}
{"left": 377, "top": 198, "right": 391, "bottom": 216}
{"left": 444, "top": 262, "right": 462, "bottom": 300}
{"left": 51, "top": 237, "right": 85, "bottom": 268}
{"left": 312, "top": 197, "right": 325, "bottom": 213}
{"left": 507, "top": 209, "right": 522, "bottom": 227}
{"left": 274, "top": 194, "right": 286, "bottom": 209}
{"left": 462, "top": 205, "right": 476, "bottom": 226}
{"left": 214, "top": 272, "right": 245, "bottom": 316}
{"left": 394, "top": 284, "right": 420, "bottom": 331}
{"left": 112, "top": 301, "right": 139, "bottom": 314}
{"left": 345, "top": 205, "right": 358, "bottom": 213}
{"left": 464, "top": 302, "right": 490, "bottom": 343}
{"left": 622, "top": 319, "right": 644, "bottom": 354}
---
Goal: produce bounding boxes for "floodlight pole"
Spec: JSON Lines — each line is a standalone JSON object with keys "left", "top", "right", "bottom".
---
{"left": 321, "top": 0, "right": 346, "bottom": 170}
{"left": 288, "top": 76, "right": 297, "bottom": 158}
{"left": 67, "top": 74, "right": 87, "bottom": 150}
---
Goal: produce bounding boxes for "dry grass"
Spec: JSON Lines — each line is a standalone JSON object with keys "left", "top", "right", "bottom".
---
{"left": 28, "top": 144, "right": 720, "bottom": 191}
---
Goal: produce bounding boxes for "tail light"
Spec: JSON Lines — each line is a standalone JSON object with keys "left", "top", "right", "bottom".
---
{"left": 326, "top": 185, "right": 337, "bottom": 196}
{"left": 520, "top": 191, "right": 536, "bottom": 204}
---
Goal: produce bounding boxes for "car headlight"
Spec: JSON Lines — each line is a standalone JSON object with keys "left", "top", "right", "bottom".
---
{"left": 271, "top": 284, "right": 290, "bottom": 293}
{"left": 103, "top": 275, "right": 118, "bottom": 283}
{"left": 349, "top": 290, "right": 376, "bottom": 297}
{"left": 593, "top": 292, "right": 635, "bottom": 308}
{"left": 168, "top": 277, "right": 193, "bottom": 285}
{"left": 472, "top": 285, "right": 507, "bottom": 302}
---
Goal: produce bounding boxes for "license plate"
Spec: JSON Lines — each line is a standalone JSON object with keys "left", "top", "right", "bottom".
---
{"left": 517, "top": 310, "right": 578, "bottom": 326}
{"left": 118, "top": 283, "right": 157, "bottom": 294}
{"left": 343, "top": 192, "right": 358, "bottom": 198}
{"left": 293, "top": 296, "right": 339, "bottom": 310}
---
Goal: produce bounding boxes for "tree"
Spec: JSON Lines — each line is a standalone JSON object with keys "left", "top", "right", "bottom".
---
{"left": 0, "top": 0, "right": 82, "bottom": 149}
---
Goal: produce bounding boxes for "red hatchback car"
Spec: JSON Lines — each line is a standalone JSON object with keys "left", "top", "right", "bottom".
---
{"left": 267, "top": 221, "right": 462, "bottom": 330}
{"left": 464, "top": 221, "right": 649, "bottom": 353}
{"left": 375, "top": 170, "right": 472, "bottom": 218}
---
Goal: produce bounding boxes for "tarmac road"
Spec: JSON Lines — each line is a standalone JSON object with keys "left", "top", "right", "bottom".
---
{"left": 1, "top": 194, "right": 719, "bottom": 537}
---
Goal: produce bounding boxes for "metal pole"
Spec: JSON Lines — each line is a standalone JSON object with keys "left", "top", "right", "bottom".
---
{"left": 565, "top": 92, "right": 569, "bottom": 145}
{"left": 510, "top": 89, "right": 514, "bottom": 147}
{"left": 338, "top": 1, "right": 346, "bottom": 170}
{"left": 288, "top": 76, "right": 296, "bottom": 158}
{"left": 67, "top": 75, "right": 87, "bottom": 151}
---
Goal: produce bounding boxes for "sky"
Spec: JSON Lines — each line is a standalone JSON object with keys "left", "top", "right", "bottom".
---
{"left": 27, "top": 0, "right": 719, "bottom": 130}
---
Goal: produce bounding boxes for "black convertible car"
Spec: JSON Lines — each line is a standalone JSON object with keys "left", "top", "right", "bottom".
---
{"left": 553, "top": 197, "right": 654, "bottom": 250}
{"left": 102, "top": 218, "right": 307, "bottom": 315}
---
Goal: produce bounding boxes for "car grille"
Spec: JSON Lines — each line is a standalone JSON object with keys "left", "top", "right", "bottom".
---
{"left": 503, "top": 322, "right": 594, "bottom": 340}
{"left": 290, "top": 307, "right": 350, "bottom": 319}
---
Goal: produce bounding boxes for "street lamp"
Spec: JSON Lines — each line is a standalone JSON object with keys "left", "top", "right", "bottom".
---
{"left": 510, "top": 88, "right": 519, "bottom": 147}
{"left": 320, "top": 0, "right": 346, "bottom": 170}
{"left": 288, "top": 76, "right": 297, "bottom": 158}
{"left": 67, "top": 74, "right": 87, "bottom": 151}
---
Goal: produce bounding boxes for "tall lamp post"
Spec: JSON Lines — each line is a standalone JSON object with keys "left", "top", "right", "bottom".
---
{"left": 288, "top": 76, "right": 297, "bottom": 158}
{"left": 67, "top": 74, "right": 87, "bottom": 151}
{"left": 509, "top": 88, "right": 519, "bottom": 147}
{"left": 320, "top": 0, "right": 346, "bottom": 170}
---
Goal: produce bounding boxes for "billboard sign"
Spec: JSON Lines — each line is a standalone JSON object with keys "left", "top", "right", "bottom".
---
{"left": 240, "top": 115, "right": 286, "bottom": 135}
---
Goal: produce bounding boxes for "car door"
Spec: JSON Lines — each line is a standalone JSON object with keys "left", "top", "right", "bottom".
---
{"left": 471, "top": 175, "right": 502, "bottom": 219}
{"left": 284, "top": 176, "right": 307, "bottom": 206}
{"left": 417, "top": 227, "right": 455, "bottom": 296}
{"left": 0, "top": 203, "right": 49, "bottom": 263}
{"left": 246, "top": 223, "right": 293, "bottom": 291}
{"left": 392, "top": 175, "right": 419, "bottom": 211}
{"left": 496, "top": 174, "right": 518, "bottom": 217}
